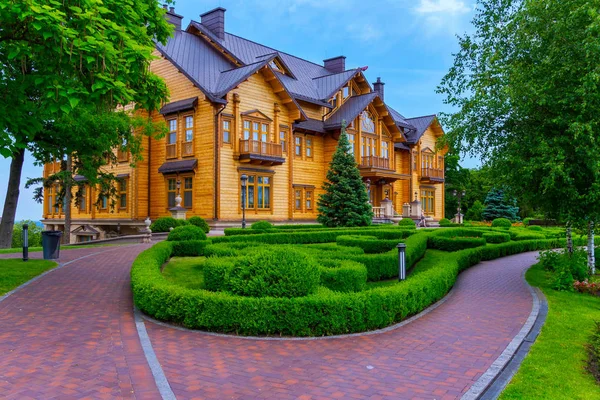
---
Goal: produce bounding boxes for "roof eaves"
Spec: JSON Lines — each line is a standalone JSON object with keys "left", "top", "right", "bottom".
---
{"left": 256, "top": 52, "right": 297, "bottom": 80}
{"left": 187, "top": 21, "right": 245, "bottom": 66}
{"left": 315, "top": 69, "right": 362, "bottom": 102}
{"left": 214, "top": 59, "right": 272, "bottom": 98}
{"left": 267, "top": 65, "right": 309, "bottom": 121}
{"left": 292, "top": 93, "right": 333, "bottom": 109}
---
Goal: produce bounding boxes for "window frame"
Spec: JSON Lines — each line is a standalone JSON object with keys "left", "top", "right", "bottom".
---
{"left": 222, "top": 117, "right": 232, "bottom": 145}
{"left": 118, "top": 179, "right": 128, "bottom": 210}
{"left": 166, "top": 178, "right": 177, "bottom": 209}
{"left": 182, "top": 176, "right": 193, "bottom": 209}
{"left": 242, "top": 117, "right": 270, "bottom": 143}
{"left": 240, "top": 173, "right": 273, "bottom": 212}
{"left": 306, "top": 137, "right": 313, "bottom": 158}
{"left": 280, "top": 126, "right": 288, "bottom": 153}
{"left": 294, "top": 135, "right": 303, "bottom": 158}
{"left": 421, "top": 188, "right": 435, "bottom": 214}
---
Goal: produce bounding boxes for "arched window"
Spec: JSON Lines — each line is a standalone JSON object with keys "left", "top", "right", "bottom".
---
{"left": 361, "top": 111, "right": 375, "bottom": 133}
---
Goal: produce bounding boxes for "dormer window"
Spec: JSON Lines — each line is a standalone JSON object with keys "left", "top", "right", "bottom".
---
{"left": 361, "top": 111, "right": 375, "bottom": 133}
{"left": 343, "top": 85, "right": 350, "bottom": 99}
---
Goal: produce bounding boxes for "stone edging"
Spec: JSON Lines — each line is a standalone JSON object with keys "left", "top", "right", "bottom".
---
{"left": 461, "top": 266, "right": 547, "bottom": 400}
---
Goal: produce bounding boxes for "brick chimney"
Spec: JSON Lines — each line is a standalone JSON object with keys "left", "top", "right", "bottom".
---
{"left": 164, "top": 5, "right": 183, "bottom": 31}
{"left": 373, "top": 77, "right": 385, "bottom": 101}
{"left": 323, "top": 56, "right": 346, "bottom": 74}
{"left": 200, "top": 7, "right": 226, "bottom": 40}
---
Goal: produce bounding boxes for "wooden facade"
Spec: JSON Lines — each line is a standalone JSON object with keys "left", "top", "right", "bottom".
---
{"left": 41, "top": 7, "right": 446, "bottom": 240}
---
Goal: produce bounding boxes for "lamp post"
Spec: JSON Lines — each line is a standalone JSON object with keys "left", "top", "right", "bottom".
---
{"left": 241, "top": 174, "right": 248, "bottom": 229}
{"left": 22, "top": 223, "right": 29, "bottom": 262}
{"left": 397, "top": 243, "right": 406, "bottom": 281}
{"left": 452, "top": 189, "right": 466, "bottom": 223}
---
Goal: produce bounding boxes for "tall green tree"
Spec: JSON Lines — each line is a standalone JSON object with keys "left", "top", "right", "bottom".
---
{"left": 438, "top": 0, "right": 600, "bottom": 269}
{"left": 0, "top": 0, "right": 172, "bottom": 247}
{"left": 482, "top": 188, "right": 520, "bottom": 221}
{"left": 317, "top": 122, "right": 373, "bottom": 227}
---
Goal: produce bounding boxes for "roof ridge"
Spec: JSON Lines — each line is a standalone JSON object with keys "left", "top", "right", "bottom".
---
{"left": 312, "top": 69, "right": 359, "bottom": 80}
{"left": 406, "top": 114, "right": 437, "bottom": 120}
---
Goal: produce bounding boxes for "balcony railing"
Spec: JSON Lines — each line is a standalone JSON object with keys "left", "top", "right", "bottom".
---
{"left": 360, "top": 156, "right": 391, "bottom": 170}
{"left": 117, "top": 148, "right": 129, "bottom": 163}
{"left": 166, "top": 143, "right": 177, "bottom": 159}
{"left": 239, "top": 139, "right": 283, "bottom": 158}
{"left": 182, "top": 141, "right": 194, "bottom": 157}
{"left": 421, "top": 167, "right": 444, "bottom": 180}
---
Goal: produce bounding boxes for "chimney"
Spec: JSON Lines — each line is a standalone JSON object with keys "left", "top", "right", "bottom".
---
{"left": 373, "top": 77, "right": 385, "bottom": 101}
{"left": 200, "top": 7, "right": 226, "bottom": 40}
{"left": 165, "top": 6, "right": 183, "bottom": 31}
{"left": 323, "top": 56, "right": 346, "bottom": 74}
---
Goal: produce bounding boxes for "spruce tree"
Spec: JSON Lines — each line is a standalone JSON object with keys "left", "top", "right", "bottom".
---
{"left": 317, "top": 121, "right": 373, "bottom": 227}
{"left": 482, "top": 188, "right": 520, "bottom": 221}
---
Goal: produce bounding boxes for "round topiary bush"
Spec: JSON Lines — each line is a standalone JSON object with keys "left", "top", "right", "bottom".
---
{"left": 528, "top": 225, "right": 543, "bottom": 231}
{"left": 398, "top": 218, "right": 416, "bottom": 228}
{"left": 439, "top": 218, "right": 452, "bottom": 226}
{"left": 150, "top": 217, "right": 188, "bottom": 232}
{"left": 251, "top": 220, "right": 273, "bottom": 230}
{"left": 491, "top": 218, "right": 512, "bottom": 229}
{"left": 188, "top": 216, "right": 210, "bottom": 233}
{"left": 226, "top": 248, "right": 320, "bottom": 298}
{"left": 167, "top": 225, "right": 207, "bottom": 241}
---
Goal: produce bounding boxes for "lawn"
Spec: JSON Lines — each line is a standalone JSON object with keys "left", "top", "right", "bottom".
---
{"left": 162, "top": 256, "right": 206, "bottom": 290}
{"left": 500, "top": 263, "right": 600, "bottom": 399}
{"left": 0, "top": 243, "right": 117, "bottom": 254}
{"left": 0, "top": 259, "right": 57, "bottom": 295}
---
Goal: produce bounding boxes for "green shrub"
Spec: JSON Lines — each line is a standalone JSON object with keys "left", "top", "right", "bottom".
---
{"left": 226, "top": 248, "right": 320, "bottom": 298}
{"left": 12, "top": 220, "right": 42, "bottom": 248}
{"left": 336, "top": 235, "right": 400, "bottom": 254}
{"left": 491, "top": 218, "right": 512, "bottom": 228}
{"left": 203, "top": 257, "right": 236, "bottom": 292}
{"left": 428, "top": 236, "right": 487, "bottom": 252}
{"left": 251, "top": 220, "right": 273, "bottom": 230}
{"left": 528, "top": 225, "right": 543, "bottom": 231}
{"left": 482, "top": 232, "right": 511, "bottom": 244}
{"left": 538, "top": 249, "right": 589, "bottom": 284}
{"left": 465, "top": 200, "right": 484, "bottom": 221}
{"left": 398, "top": 218, "right": 416, "bottom": 228}
{"left": 171, "top": 240, "right": 211, "bottom": 256}
{"left": 167, "top": 225, "right": 207, "bottom": 241}
{"left": 523, "top": 217, "right": 533, "bottom": 226}
{"left": 188, "top": 216, "right": 210, "bottom": 233}
{"left": 439, "top": 218, "right": 452, "bottom": 226}
{"left": 150, "top": 217, "right": 188, "bottom": 232}
{"left": 318, "top": 259, "right": 367, "bottom": 292}
{"left": 513, "top": 232, "right": 546, "bottom": 241}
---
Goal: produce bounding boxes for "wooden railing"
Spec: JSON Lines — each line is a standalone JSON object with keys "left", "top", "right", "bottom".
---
{"left": 182, "top": 141, "right": 193, "bottom": 157}
{"left": 421, "top": 167, "right": 444, "bottom": 179}
{"left": 166, "top": 143, "right": 177, "bottom": 159}
{"left": 239, "top": 139, "right": 283, "bottom": 158}
{"left": 360, "top": 156, "right": 391, "bottom": 170}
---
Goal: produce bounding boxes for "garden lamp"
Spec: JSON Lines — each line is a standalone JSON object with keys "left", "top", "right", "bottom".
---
{"left": 397, "top": 243, "right": 406, "bottom": 281}
{"left": 241, "top": 174, "right": 248, "bottom": 229}
{"left": 22, "top": 224, "right": 29, "bottom": 262}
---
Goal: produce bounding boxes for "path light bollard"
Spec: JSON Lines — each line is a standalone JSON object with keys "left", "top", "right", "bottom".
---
{"left": 22, "top": 223, "right": 29, "bottom": 262}
{"left": 397, "top": 243, "right": 406, "bottom": 281}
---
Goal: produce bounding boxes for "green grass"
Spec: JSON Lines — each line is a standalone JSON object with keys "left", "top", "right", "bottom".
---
{"left": 0, "top": 243, "right": 118, "bottom": 254}
{"left": 162, "top": 256, "right": 206, "bottom": 290}
{"left": 0, "top": 259, "right": 57, "bottom": 295}
{"left": 500, "top": 263, "right": 600, "bottom": 399}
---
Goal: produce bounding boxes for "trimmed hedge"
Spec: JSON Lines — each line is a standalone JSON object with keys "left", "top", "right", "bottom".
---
{"left": 167, "top": 225, "right": 207, "bottom": 241}
{"left": 428, "top": 236, "right": 487, "bottom": 252}
{"left": 318, "top": 259, "right": 367, "bottom": 293}
{"left": 492, "top": 218, "right": 512, "bottom": 228}
{"left": 336, "top": 235, "right": 401, "bottom": 254}
{"left": 189, "top": 216, "right": 210, "bottom": 233}
{"left": 171, "top": 240, "right": 211, "bottom": 257}
{"left": 398, "top": 218, "right": 416, "bottom": 228}
{"left": 251, "top": 220, "right": 273, "bottom": 230}
{"left": 132, "top": 235, "right": 569, "bottom": 336}
{"left": 150, "top": 217, "right": 188, "bottom": 232}
{"left": 513, "top": 232, "right": 546, "bottom": 241}
{"left": 482, "top": 232, "right": 511, "bottom": 244}
{"left": 439, "top": 218, "right": 452, "bottom": 226}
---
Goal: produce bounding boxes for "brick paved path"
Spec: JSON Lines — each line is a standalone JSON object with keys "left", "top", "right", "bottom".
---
{"left": 145, "top": 252, "right": 539, "bottom": 400}
{"left": 0, "top": 245, "right": 160, "bottom": 400}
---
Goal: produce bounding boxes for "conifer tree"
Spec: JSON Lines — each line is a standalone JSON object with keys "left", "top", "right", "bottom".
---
{"left": 317, "top": 121, "right": 373, "bottom": 227}
{"left": 482, "top": 188, "right": 519, "bottom": 221}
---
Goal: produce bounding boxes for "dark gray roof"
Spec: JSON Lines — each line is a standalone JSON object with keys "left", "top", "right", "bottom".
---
{"left": 293, "top": 118, "right": 326, "bottom": 134}
{"left": 71, "top": 225, "right": 100, "bottom": 235}
{"left": 158, "top": 159, "right": 198, "bottom": 174}
{"left": 324, "top": 93, "right": 377, "bottom": 129}
{"left": 313, "top": 69, "right": 360, "bottom": 101}
{"left": 214, "top": 60, "right": 270, "bottom": 97}
{"left": 159, "top": 97, "right": 198, "bottom": 115}
{"left": 394, "top": 142, "right": 411, "bottom": 151}
{"left": 404, "top": 115, "right": 437, "bottom": 144}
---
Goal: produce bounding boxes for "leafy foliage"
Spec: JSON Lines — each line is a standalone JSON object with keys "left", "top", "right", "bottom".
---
{"left": 167, "top": 226, "right": 207, "bottom": 242}
{"left": 398, "top": 218, "right": 416, "bottom": 228}
{"left": 439, "top": 218, "right": 452, "bottom": 226}
{"left": 188, "top": 216, "right": 210, "bottom": 233}
{"left": 317, "top": 122, "right": 372, "bottom": 227}
{"left": 251, "top": 220, "right": 273, "bottom": 230}
{"left": 11, "top": 221, "right": 42, "bottom": 248}
{"left": 465, "top": 200, "right": 485, "bottom": 221}
{"left": 150, "top": 217, "right": 188, "bottom": 233}
{"left": 491, "top": 218, "right": 512, "bottom": 228}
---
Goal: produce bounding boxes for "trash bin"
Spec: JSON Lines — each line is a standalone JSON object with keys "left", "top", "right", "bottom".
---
{"left": 42, "top": 231, "right": 63, "bottom": 260}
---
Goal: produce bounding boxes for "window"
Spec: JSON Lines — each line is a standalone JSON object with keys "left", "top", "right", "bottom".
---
{"left": 295, "top": 136, "right": 302, "bottom": 157}
{"left": 184, "top": 116, "right": 193, "bottom": 142}
{"left": 343, "top": 85, "right": 350, "bottom": 99}
{"left": 347, "top": 133, "right": 355, "bottom": 155}
{"left": 422, "top": 152, "right": 434, "bottom": 169}
{"left": 361, "top": 111, "right": 375, "bottom": 133}
{"left": 243, "top": 119, "right": 269, "bottom": 142}
{"left": 167, "top": 119, "right": 177, "bottom": 159}
{"left": 381, "top": 141, "right": 389, "bottom": 159}
{"left": 117, "top": 138, "right": 128, "bottom": 162}
{"left": 306, "top": 138, "right": 313, "bottom": 158}
{"left": 295, "top": 190, "right": 302, "bottom": 211}
{"left": 305, "top": 190, "right": 313, "bottom": 210}
{"left": 413, "top": 151, "right": 418, "bottom": 171}
{"left": 222, "top": 119, "right": 231, "bottom": 144}
{"left": 421, "top": 189, "right": 435, "bottom": 214}
{"left": 100, "top": 195, "right": 108, "bottom": 210}
{"left": 119, "top": 180, "right": 127, "bottom": 209}
{"left": 361, "top": 137, "right": 377, "bottom": 157}
{"left": 241, "top": 174, "right": 272, "bottom": 210}
{"left": 47, "top": 186, "right": 55, "bottom": 215}
{"left": 167, "top": 178, "right": 177, "bottom": 208}
{"left": 183, "top": 177, "right": 193, "bottom": 208}
{"left": 280, "top": 128, "right": 288, "bottom": 153}
{"left": 438, "top": 156, "right": 444, "bottom": 170}
{"left": 243, "top": 120, "right": 251, "bottom": 140}
{"left": 79, "top": 186, "right": 87, "bottom": 211}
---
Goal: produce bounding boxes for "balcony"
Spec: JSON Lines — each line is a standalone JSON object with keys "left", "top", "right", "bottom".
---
{"left": 166, "top": 143, "right": 177, "bottom": 159}
{"left": 239, "top": 139, "right": 285, "bottom": 165}
{"left": 360, "top": 156, "right": 391, "bottom": 170}
{"left": 420, "top": 167, "right": 445, "bottom": 183}
{"left": 358, "top": 155, "right": 409, "bottom": 182}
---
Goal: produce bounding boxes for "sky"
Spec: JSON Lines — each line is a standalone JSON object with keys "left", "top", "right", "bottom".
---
{"left": 0, "top": 0, "right": 479, "bottom": 222}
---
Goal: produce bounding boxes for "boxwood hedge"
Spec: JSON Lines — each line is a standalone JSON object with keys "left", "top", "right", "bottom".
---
{"left": 336, "top": 235, "right": 401, "bottom": 254}
{"left": 131, "top": 234, "right": 570, "bottom": 336}
{"left": 482, "top": 232, "right": 511, "bottom": 244}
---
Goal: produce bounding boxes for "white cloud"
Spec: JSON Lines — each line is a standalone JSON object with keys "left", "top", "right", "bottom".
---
{"left": 414, "top": 0, "right": 470, "bottom": 14}
{"left": 347, "top": 23, "right": 383, "bottom": 42}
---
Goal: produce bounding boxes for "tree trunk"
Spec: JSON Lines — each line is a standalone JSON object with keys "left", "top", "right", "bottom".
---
{"left": 63, "top": 155, "right": 72, "bottom": 245}
{"left": 0, "top": 149, "right": 25, "bottom": 248}
{"left": 588, "top": 221, "right": 595, "bottom": 276}
{"left": 566, "top": 221, "right": 574, "bottom": 255}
